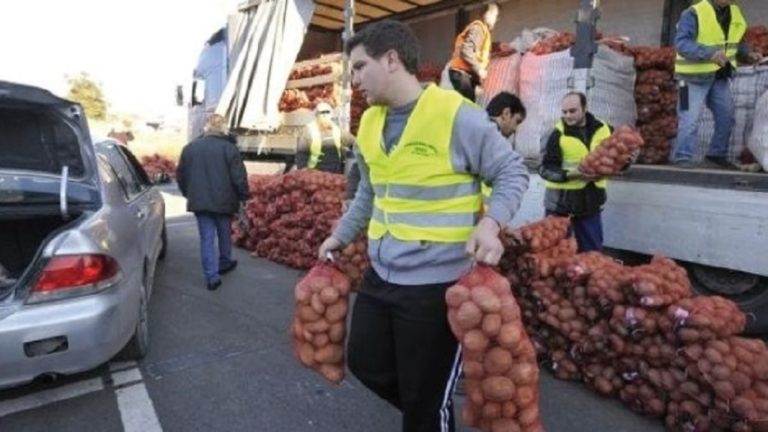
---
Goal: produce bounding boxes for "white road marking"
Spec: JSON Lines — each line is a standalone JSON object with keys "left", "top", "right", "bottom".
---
{"left": 111, "top": 368, "right": 143, "bottom": 387}
{"left": 111, "top": 363, "right": 163, "bottom": 432}
{"left": 0, "top": 377, "right": 104, "bottom": 417}
{"left": 115, "top": 382, "right": 163, "bottom": 432}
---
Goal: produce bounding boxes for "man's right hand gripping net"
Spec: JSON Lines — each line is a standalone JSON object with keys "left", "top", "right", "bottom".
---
{"left": 447, "top": 265, "right": 544, "bottom": 432}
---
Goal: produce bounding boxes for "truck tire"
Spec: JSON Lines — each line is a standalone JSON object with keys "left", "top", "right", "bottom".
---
{"left": 689, "top": 264, "right": 768, "bottom": 334}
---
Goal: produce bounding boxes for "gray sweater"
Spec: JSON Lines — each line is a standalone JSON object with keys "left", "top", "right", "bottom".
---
{"left": 332, "top": 98, "right": 529, "bottom": 285}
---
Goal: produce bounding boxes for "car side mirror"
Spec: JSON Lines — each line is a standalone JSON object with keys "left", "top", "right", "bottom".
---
{"left": 176, "top": 85, "right": 184, "bottom": 107}
{"left": 191, "top": 79, "right": 206, "bottom": 106}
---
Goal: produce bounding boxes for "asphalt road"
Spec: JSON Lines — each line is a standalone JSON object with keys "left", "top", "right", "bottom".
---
{"left": 0, "top": 184, "right": 665, "bottom": 432}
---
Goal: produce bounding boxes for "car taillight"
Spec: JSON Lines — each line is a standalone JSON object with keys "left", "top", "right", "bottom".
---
{"left": 28, "top": 254, "right": 121, "bottom": 303}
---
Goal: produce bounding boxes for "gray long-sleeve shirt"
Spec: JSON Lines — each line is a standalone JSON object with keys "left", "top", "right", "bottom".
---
{"left": 332, "top": 96, "right": 529, "bottom": 285}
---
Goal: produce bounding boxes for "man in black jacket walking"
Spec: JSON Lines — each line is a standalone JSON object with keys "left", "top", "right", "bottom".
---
{"left": 538, "top": 92, "right": 613, "bottom": 252}
{"left": 177, "top": 114, "right": 250, "bottom": 290}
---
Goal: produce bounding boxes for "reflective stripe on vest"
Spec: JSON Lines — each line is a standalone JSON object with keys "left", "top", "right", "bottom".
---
{"left": 674, "top": 2, "right": 747, "bottom": 75}
{"left": 356, "top": 85, "right": 482, "bottom": 243}
{"left": 307, "top": 121, "right": 342, "bottom": 169}
{"left": 544, "top": 120, "right": 611, "bottom": 190}
{"left": 449, "top": 21, "right": 492, "bottom": 75}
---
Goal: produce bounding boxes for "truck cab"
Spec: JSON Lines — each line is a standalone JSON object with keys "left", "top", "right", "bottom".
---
{"left": 187, "top": 28, "right": 228, "bottom": 141}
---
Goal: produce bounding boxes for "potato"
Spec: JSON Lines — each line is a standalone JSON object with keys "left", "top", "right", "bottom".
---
{"left": 491, "top": 418, "right": 520, "bottom": 432}
{"left": 482, "top": 376, "right": 515, "bottom": 402}
{"left": 298, "top": 342, "right": 315, "bottom": 367}
{"left": 325, "top": 301, "right": 348, "bottom": 323}
{"left": 295, "top": 284, "right": 310, "bottom": 303}
{"left": 472, "top": 286, "right": 502, "bottom": 313}
{"left": 318, "top": 363, "right": 344, "bottom": 384}
{"left": 315, "top": 344, "right": 343, "bottom": 364}
{"left": 298, "top": 305, "right": 321, "bottom": 322}
{"left": 482, "top": 402, "right": 502, "bottom": 419}
{"left": 319, "top": 286, "right": 340, "bottom": 305}
{"left": 704, "top": 347, "right": 723, "bottom": 364}
{"left": 305, "top": 318, "right": 330, "bottom": 334}
{"left": 498, "top": 323, "right": 523, "bottom": 348}
{"left": 464, "top": 330, "right": 490, "bottom": 352}
{"left": 331, "top": 273, "right": 351, "bottom": 295}
{"left": 731, "top": 372, "right": 752, "bottom": 393}
{"left": 518, "top": 405, "right": 540, "bottom": 426}
{"left": 484, "top": 347, "right": 513, "bottom": 375}
{"left": 482, "top": 314, "right": 502, "bottom": 338}
{"left": 732, "top": 397, "right": 757, "bottom": 420}
{"left": 309, "top": 276, "right": 331, "bottom": 291}
{"left": 457, "top": 301, "right": 483, "bottom": 330}
{"left": 464, "top": 360, "right": 485, "bottom": 379}
{"left": 514, "top": 385, "right": 536, "bottom": 406}
{"left": 311, "top": 333, "right": 330, "bottom": 349}
{"left": 509, "top": 363, "right": 538, "bottom": 386}
{"left": 310, "top": 293, "right": 326, "bottom": 314}
{"left": 499, "top": 297, "right": 521, "bottom": 323}
{"left": 502, "top": 400, "right": 518, "bottom": 418}
{"left": 329, "top": 322, "right": 345, "bottom": 343}
{"left": 713, "top": 380, "right": 736, "bottom": 400}
{"left": 446, "top": 284, "right": 471, "bottom": 308}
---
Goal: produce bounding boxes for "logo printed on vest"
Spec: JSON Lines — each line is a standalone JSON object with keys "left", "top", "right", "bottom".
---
{"left": 403, "top": 141, "right": 438, "bottom": 158}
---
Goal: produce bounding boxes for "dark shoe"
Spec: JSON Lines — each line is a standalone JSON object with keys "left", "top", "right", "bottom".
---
{"left": 207, "top": 280, "right": 222, "bottom": 291}
{"left": 705, "top": 156, "right": 737, "bottom": 170}
{"left": 672, "top": 160, "right": 699, "bottom": 169}
{"left": 219, "top": 260, "right": 238, "bottom": 275}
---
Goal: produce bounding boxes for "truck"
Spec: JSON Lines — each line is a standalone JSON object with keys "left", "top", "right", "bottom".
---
{"left": 184, "top": 0, "right": 768, "bottom": 331}
{"left": 181, "top": 0, "right": 348, "bottom": 167}
{"left": 505, "top": 0, "right": 768, "bottom": 332}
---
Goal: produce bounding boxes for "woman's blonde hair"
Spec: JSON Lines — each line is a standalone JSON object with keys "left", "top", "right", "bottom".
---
{"left": 204, "top": 113, "right": 228, "bottom": 135}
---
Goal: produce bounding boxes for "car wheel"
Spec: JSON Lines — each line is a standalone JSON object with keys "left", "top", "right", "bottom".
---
{"left": 158, "top": 223, "right": 167, "bottom": 260}
{"left": 117, "top": 284, "right": 150, "bottom": 361}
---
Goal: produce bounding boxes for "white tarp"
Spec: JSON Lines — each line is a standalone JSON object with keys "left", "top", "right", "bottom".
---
{"left": 515, "top": 45, "right": 637, "bottom": 159}
{"left": 748, "top": 89, "right": 768, "bottom": 171}
{"left": 217, "top": 0, "right": 315, "bottom": 132}
{"left": 478, "top": 53, "right": 523, "bottom": 106}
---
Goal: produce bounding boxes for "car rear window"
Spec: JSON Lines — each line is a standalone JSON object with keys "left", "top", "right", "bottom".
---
{"left": 0, "top": 107, "right": 85, "bottom": 177}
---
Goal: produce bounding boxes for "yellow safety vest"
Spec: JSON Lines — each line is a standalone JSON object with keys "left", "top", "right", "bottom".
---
{"left": 674, "top": 1, "right": 747, "bottom": 76}
{"left": 450, "top": 20, "right": 492, "bottom": 74}
{"left": 307, "top": 121, "right": 342, "bottom": 169}
{"left": 356, "top": 85, "right": 482, "bottom": 243}
{"left": 544, "top": 120, "right": 611, "bottom": 190}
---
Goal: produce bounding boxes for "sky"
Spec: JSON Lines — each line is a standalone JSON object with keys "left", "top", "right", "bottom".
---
{"left": 0, "top": 0, "right": 241, "bottom": 120}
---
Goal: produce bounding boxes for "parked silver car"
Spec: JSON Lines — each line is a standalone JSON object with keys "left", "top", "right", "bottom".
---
{"left": 0, "top": 81, "right": 166, "bottom": 389}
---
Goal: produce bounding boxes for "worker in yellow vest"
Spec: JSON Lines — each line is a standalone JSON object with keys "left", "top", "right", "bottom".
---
{"left": 448, "top": 3, "right": 499, "bottom": 102}
{"left": 482, "top": 91, "right": 527, "bottom": 201}
{"left": 672, "top": 0, "right": 762, "bottom": 169}
{"left": 343, "top": 91, "right": 525, "bottom": 211}
{"left": 318, "top": 20, "right": 529, "bottom": 432}
{"left": 295, "top": 102, "right": 354, "bottom": 173}
{"left": 539, "top": 92, "right": 613, "bottom": 252}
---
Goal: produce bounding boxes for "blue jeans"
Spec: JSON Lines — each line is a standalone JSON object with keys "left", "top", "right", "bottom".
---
{"left": 194, "top": 212, "right": 233, "bottom": 284}
{"left": 546, "top": 210, "right": 603, "bottom": 253}
{"left": 672, "top": 78, "right": 734, "bottom": 162}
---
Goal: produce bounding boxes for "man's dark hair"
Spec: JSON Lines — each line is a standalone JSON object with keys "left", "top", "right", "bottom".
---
{"left": 345, "top": 20, "right": 420, "bottom": 75}
{"left": 486, "top": 92, "right": 526, "bottom": 119}
{"left": 564, "top": 91, "right": 587, "bottom": 108}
